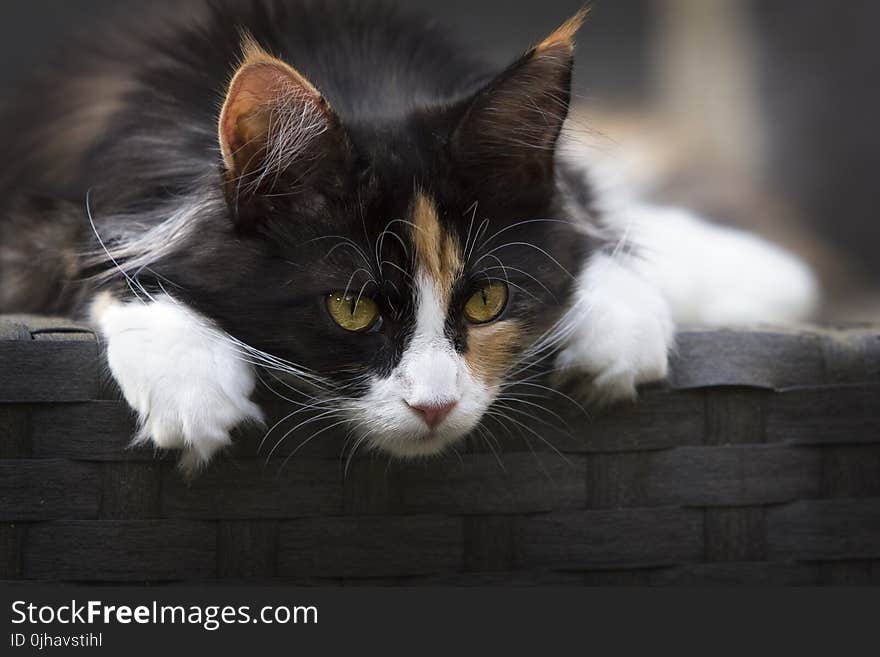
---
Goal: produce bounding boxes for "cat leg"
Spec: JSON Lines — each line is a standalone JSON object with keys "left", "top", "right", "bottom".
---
{"left": 555, "top": 251, "right": 675, "bottom": 403}
{"left": 594, "top": 199, "right": 819, "bottom": 327}
{"left": 555, "top": 199, "right": 818, "bottom": 402}
{"left": 89, "top": 292, "right": 263, "bottom": 473}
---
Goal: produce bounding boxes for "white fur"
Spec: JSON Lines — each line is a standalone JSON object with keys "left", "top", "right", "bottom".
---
{"left": 556, "top": 252, "right": 675, "bottom": 401}
{"left": 556, "top": 174, "right": 819, "bottom": 402}
{"left": 350, "top": 272, "right": 493, "bottom": 457}
{"left": 572, "top": 141, "right": 820, "bottom": 328}
{"left": 90, "top": 293, "right": 263, "bottom": 472}
{"left": 599, "top": 200, "right": 819, "bottom": 327}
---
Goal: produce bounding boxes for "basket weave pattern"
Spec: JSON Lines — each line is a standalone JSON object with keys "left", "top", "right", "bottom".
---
{"left": 1, "top": 316, "right": 878, "bottom": 585}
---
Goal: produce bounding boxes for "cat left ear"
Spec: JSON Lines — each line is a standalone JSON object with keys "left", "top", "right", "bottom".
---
{"left": 451, "top": 8, "right": 588, "bottom": 204}
{"left": 219, "top": 36, "right": 350, "bottom": 225}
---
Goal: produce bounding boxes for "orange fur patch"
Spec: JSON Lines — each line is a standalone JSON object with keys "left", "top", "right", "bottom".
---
{"left": 535, "top": 6, "right": 590, "bottom": 53}
{"left": 464, "top": 320, "right": 523, "bottom": 386}
{"left": 411, "top": 193, "right": 462, "bottom": 305}
{"left": 218, "top": 35, "right": 326, "bottom": 174}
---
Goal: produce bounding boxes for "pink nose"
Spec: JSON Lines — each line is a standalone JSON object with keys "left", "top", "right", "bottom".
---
{"left": 408, "top": 401, "right": 458, "bottom": 428}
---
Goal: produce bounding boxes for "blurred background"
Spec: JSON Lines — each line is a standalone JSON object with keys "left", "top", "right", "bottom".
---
{"left": 1, "top": 0, "right": 878, "bottom": 320}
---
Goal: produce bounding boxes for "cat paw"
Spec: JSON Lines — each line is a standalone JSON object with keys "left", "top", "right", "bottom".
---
{"left": 129, "top": 376, "right": 264, "bottom": 474}
{"left": 91, "top": 293, "right": 263, "bottom": 473}
{"left": 555, "top": 253, "right": 674, "bottom": 404}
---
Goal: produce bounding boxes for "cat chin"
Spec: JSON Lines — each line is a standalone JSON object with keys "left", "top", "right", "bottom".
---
{"left": 363, "top": 426, "right": 473, "bottom": 459}
{"left": 349, "top": 409, "right": 485, "bottom": 458}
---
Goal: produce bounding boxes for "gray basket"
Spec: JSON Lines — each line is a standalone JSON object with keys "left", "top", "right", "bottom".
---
{"left": 1, "top": 316, "right": 878, "bottom": 585}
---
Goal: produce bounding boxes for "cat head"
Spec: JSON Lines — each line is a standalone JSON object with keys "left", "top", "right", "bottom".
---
{"left": 186, "top": 9, "right": 591, "bottom": 457}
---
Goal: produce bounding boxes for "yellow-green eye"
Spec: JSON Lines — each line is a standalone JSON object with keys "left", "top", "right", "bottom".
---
{"left": 464, "top": 281, "right": 508, "bottom": 324}
{"left": 326, "top": 292, "right": 381, "bottom": 332}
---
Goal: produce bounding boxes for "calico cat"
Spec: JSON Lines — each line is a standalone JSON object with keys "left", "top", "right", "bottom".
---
{"left": 0, "top": 1, "right": 818, "bottom": 471}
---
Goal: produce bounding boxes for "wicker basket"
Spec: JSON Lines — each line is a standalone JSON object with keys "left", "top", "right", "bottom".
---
{"left": 1, "top": 315, "right": 878, "bottom": 585}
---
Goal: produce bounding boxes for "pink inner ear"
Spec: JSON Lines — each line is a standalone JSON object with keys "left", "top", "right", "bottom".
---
{"left": 218, "top": 45, "right": 328, "bottom": 175}
{"left": 220, "top": 63, "right": 291, "bottom": 170}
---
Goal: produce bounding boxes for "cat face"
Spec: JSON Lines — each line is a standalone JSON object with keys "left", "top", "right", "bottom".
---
{"left": 278, "top": 188, "right": 581, "bottom": 457}
{"left": 175, "top": 11, "right": 590, "bottom": 457}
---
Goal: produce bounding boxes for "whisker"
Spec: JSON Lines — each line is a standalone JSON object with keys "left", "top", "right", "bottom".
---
{"left": 478, "top": 218, "right": 577, "bottom": 250}
{"left": 264, "top": 409, "right": 344, "bottom": 461}
{"left": 478, "top": 265, "right": 557, "bottom": 301}
{"left": 494, "top": 395, "right": 573, "bottom": 432}
{"left": 474, "top": 241, "right": 575, "bottom": 280}
{"left": 501, "top": 380, "right": 590, "bottom": 419}
{"left": 484, "top": 409, "right": 572, "bottom": 466}
{"left": 278, "top": 417, "right": 353, "bottom": 473}
{"left": 474, "top": 424, "right": 506, "bottom": 472}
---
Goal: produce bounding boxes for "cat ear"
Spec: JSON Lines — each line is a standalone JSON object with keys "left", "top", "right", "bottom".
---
{"left": 451, "top": 8, "right": 588, "bottom": 204}
{"left": 219, "top": 36, "right": 350, "bottom": 223}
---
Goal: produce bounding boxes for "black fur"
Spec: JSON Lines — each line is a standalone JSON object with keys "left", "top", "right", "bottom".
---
{"left": 0, "top": 0, "right": 598, "bottom": 393}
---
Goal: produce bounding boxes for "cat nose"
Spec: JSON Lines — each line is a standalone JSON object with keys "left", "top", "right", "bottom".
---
{"left": 407, "top": 400, "right": 458, "bottom": 428}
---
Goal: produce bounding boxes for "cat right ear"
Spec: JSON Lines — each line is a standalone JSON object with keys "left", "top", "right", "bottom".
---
{"left": 218, "top": 36, "right": 351, "bottom": 228}
{"left": 449, "top": 8, "right": 588, "bottom": 208}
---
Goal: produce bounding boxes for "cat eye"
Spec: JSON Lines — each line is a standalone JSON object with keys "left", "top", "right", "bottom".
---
{"left": 464, "top": 281, "right": 508, "bottom": 324}
{"left": 326, "top": 292, "right": 381, "bottom": 332}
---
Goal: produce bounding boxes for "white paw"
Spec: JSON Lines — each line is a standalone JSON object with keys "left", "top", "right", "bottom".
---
{"left": 555, "top": 252, "right": 674, "bottom": 403}
{"left": 91, "top": 293, "right": 263, "bottom": 472}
